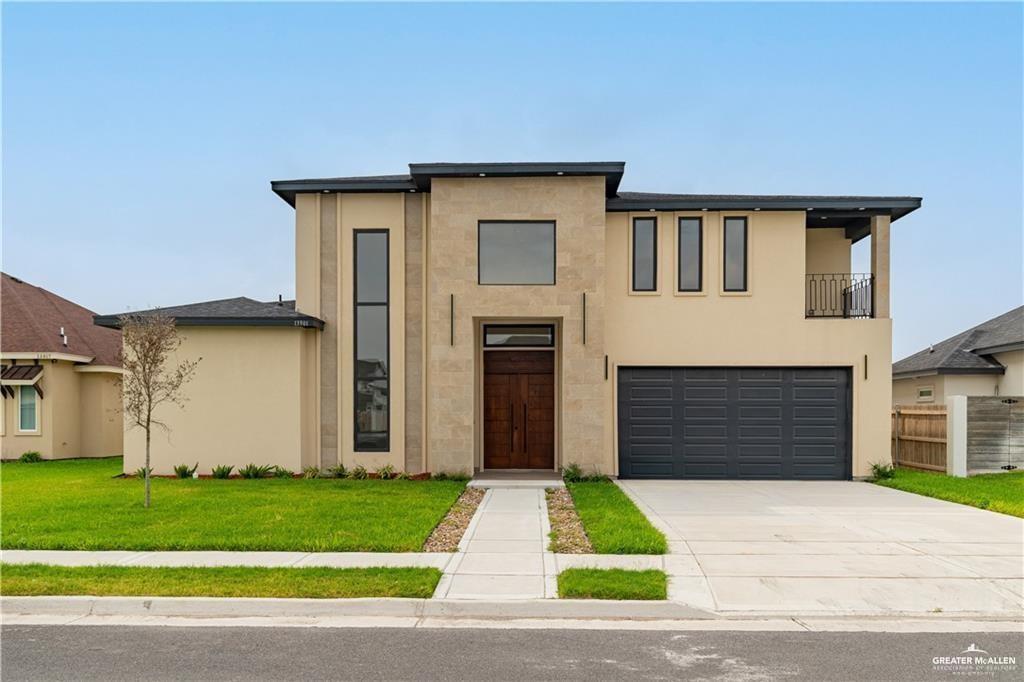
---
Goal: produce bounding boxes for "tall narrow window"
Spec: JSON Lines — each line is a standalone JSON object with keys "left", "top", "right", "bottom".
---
{"left": 19, "top": 386, "right": 37, "bottom": 432}
{"left": 678, "top": 217, "right": 702, "bottom": 292}
{"left": 723, "top": 217, "right": 748, "bottom": 292}
{"left": 632, "top": 217, "right": 657, "bottom": 291}
{"left": 354, "top": 230, "right": 389, "bottom": 451}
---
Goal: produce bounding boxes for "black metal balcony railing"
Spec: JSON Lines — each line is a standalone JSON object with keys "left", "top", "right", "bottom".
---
{"left": 806, "top": 273, "right": 874, "bottom": 318}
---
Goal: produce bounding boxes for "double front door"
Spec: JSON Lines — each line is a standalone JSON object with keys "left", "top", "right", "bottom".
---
{"left": 483, "top": 350, "right": 554, "bottom": 469}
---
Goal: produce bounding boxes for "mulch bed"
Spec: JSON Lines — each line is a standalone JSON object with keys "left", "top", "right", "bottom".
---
{"left": 422, "top": 487, "right": 486, "bottom": 552}
{"left": 546, "top": 487, "right": 593, "bottom": 553}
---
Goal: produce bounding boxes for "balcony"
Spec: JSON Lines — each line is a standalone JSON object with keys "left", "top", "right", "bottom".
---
{"left": 806, "top": 273, "right": 873, "bottom": 319}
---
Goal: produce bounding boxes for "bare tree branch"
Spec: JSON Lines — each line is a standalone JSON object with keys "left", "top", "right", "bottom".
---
{"left": 117, "top": 313, "right": 200, "bottom": 509}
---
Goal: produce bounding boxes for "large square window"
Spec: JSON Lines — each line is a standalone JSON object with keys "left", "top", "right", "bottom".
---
{"left": 478, "top": 221, "right": 555, "bottom": 285}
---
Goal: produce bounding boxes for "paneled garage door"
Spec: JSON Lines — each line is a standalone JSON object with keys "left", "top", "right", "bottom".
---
{"left": 617, "top": 367, "right": 851, "bottom": 479}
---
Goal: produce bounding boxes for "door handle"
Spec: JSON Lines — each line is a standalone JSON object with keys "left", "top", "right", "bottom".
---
{"left": 523, "top": 403, "right": 528, "bottom": 446}
{"left": 509, "top": 401, "right": 514, "bottom": 451}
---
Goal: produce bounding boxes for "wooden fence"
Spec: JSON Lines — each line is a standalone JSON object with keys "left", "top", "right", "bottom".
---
{"left": 891, "top": 405, "right": 947, "bottom": 471}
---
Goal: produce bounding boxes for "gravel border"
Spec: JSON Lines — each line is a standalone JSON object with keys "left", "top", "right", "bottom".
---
{"left": 545, "top": 488, "right": 593, "bottom": 553}
{"left": 422, "top": 488, "right": 485, "bottom": 552}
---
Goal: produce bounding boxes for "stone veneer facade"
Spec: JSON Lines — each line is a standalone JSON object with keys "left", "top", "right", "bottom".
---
{"left": 426, "top": 177, "right": 608, "bottom": 473}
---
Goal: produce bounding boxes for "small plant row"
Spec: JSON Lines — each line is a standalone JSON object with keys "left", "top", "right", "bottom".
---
{"left": 18, "top": 451, "right": 43, "bottom": 463}
{"left": 132, "top": 463, "right": 471, "bottom": 482}
{"left": 561, "top": 462, "right": 611, "bottom": 483}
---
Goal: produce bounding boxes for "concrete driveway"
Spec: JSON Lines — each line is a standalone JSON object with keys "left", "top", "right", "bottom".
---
{"left": 617, "top": 480, "right": 1024, "bottom": 617}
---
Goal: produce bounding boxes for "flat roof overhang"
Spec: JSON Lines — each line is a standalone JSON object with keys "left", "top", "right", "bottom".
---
{"left": 408, "top": 162, "right": 625, "bottom": 197}
{"left": 607, "top": 197, "right": 922, "bottom": 242}
{"left": 94, "top": 316, "right": 324, "bottom": 330}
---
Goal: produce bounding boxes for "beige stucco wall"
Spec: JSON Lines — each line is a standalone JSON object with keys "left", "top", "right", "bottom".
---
{"left": 805, "top": 228, "right": 851, "bottom": 275}
{"left": 995, "top": 350, "right": 1024, "bottom": 396}
{"left": 77, "top": 370, "right": 123, "bottom": 457}
{"left": 893, "top": 375, "right": 944, "bottom": 405}
{"left": 1, "top": 360, "right": 122, "bottom": 460}
{"left": 427, "top": 176, "right": 607, "bottom": 474}
{"left": 605, "top": 210, "right": 892, "bottom": 478}
{"left": 122, "top": 326, "right": 317, "bottom": 475}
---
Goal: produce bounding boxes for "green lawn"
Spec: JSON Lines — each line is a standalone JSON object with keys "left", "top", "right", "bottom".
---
{"left": 566, "top": 482, "right": 667, "bottom": 554}
{"left": 557, "top": 568, "right": 667, "bottom": 600}
{"left": 0, "top": 564, "right": 441, "bottom": 598}
{"left": 1, "top": 458, "right": 465, "bottom": 552}
{"left": 873, "top": 468, "right": 1024, "bottom": 518}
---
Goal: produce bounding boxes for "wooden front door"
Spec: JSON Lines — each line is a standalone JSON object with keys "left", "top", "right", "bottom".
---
{"left": 483, "top": 351, "right": 555, "bottom": 469}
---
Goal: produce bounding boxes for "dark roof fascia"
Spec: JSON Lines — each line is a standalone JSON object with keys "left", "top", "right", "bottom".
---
{"left": 271, "top": 177, "right": 416, "bottom": 207}
{"left": 409, "top": 162, "right": 625, "bottom": 197}
{"left": 94, "top": 315, "right": 324, "bottom": 330}
{"left": 892, "top": 365, "right": 1006, "bottom": 380}
{"left": 969, "top": 341, "right": 1024, "bottom": 356}
{"left": 605, "top": 196, "right": 922, "bottom": 218}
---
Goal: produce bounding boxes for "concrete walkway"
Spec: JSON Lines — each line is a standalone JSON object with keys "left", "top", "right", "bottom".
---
{"left": 433, "top": 488, "right": 556, "bottom": 599}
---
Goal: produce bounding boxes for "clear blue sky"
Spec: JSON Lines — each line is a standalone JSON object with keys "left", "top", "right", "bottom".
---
{"left": 3, "top": 2, "right": 1021, "bottom": 360}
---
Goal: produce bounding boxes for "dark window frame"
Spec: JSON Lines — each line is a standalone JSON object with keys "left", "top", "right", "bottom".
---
{"left": 477, "top": 220, "right": 557, "bottom": 286}
{"left": 353, "top": 229, "right": 390, "bottom": 452}
{"left": 723, "top": 216, "right": 748, "bottom": 292}
{"left": 482, "top": 323, "right": 556, "bottom": 348}
{"left": 631, "top": 216, "right": 658, "bottom": 292}
{"left": 677, "top": 216, "right": 703, "bottom": 292}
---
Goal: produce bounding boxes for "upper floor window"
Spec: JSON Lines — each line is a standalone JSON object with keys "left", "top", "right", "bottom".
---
{"left": 723, "top": 217, "right": 748, "bottom": 292}
{"left": 19, "top": 386, "right": 37, "bottom": 432}
{"left": 478, "top": 221, "right": 555, "bottom": 285}
{"left": 632, "top": 217, "right": 657, "bottom": 292}
{"left": 677, "top": 217, "right": 702, "bottom": 292}
{"left": 354, "top": 230, "right": 389, "bottom": 451}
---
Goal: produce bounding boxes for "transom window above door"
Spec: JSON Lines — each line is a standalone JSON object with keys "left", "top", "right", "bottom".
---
{"left": 483, "top": 324, "right": 555, "bottom": 348}
{"left": 478, "top": 221, "right": 556, "bottom": 285}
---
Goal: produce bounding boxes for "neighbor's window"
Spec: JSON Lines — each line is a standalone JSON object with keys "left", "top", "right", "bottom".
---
{"left": 916, "top": 386, "right": 934, "bottom": 403}
{"left": 478, "top": 221, "right": 555, "bottom": 285}
{"left": 723, "top": 217, "right": 748, "bottom": 292}
{"left": 483, "top": 325, "right": 555, "bottom": 348}
{"left": 354, "top": 230, "right": 389, "bottom": 451}
{"left": 678, "top": 217, "right": 702, "bottom": 292}
{"left": 632, "top": 217, "right": 657, "bottom": 291}
{"left": 19, "top": 386, "right": 37, "bottom": 432}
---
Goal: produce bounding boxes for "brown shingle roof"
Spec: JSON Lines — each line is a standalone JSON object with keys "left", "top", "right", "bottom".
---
{"left": 1, "top": 273, "right": 121, "bottom": 366}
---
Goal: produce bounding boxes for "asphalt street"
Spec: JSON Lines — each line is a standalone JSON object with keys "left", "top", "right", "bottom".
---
{"left": 2, "top": 625, "right": 1022, "bottom": 681}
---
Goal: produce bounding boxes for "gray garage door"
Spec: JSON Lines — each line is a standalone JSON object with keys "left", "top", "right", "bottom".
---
{"left": 618, "top": 367, "right": 851, "bottom": 480}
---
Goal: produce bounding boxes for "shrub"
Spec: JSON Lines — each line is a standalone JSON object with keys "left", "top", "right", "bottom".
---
{"left": 302, "top": 466, "right": 321, "bottom": 479}
{"left": 272, "top": 466, "right": 294, "bottom": 479}
{"left": 238, "top": 463, "right": 274, "bottom": 479}
{"left": 173, "top": 463, "right": 198, "bottom": 479}
{"left": 432, "top": 471, "right": 469, "bottom": 482}
{"left": 871, "top": 462, "right": 896, "bottom": 481}
{"left": 447, "top": 471, "right": 471, "bottom": 482}
{"left": 375, "top": 464, "right": 395, "bottom": 480}
{"left": 562, "top": 462, "right": 584, "bottom": 483}
{"left": 133, "top": 467, "right": 151, "bottom": 480}
{"left": 431, "top": 472, "right": 449, "bottom": 481}
{"left": 211, "top": 465, "right": 233, "bottom": 479}
{"left": 18, "top": 451, "right": 42, "bottom": 463}
{"left": 325, "top": 464, "right": 347, "bottom": 479}
{"left": 347, "top": 465, "right": 368, "bottom": 480}
{"left": 396, "top": 471, "right": 412, "bottom": 481}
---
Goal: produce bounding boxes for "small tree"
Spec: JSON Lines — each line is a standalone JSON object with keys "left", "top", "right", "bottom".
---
{"left": 119, "top": 313, "right": 200, "bottom": 508}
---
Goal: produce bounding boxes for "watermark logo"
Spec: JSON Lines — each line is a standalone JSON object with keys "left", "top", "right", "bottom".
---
{"left": 932, "top": 643, "right": 1018, "bottom": 677}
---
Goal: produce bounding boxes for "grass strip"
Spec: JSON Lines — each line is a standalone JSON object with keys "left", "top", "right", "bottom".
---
{"left": 873, "top": 468, "right": 1024, "bottom": 517}
{"left": 0, "top": 563, "right": 442, "bottom": 599}
{"left": 567, "top": 482, "right": 667, "bottom": 554}
{"left": 1, "top": 458, "right": 465, "bottom": 552}
{"left": 557, "top": 568, "right": 667, "bottom": 600}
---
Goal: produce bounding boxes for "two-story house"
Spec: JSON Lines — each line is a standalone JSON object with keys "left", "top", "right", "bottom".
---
{"left": 97, "top": 162, "right": 920, "bottom": 479}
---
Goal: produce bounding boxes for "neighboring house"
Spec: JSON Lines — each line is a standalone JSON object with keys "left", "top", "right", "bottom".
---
{"left": 96, "top": 162, "right": 921, "bottom": 479}
{"left": 1, "top": 273, "right": 123, "bottom": 460}
{"left": 892, "top": 306, "right": 1023, "bottom": 405}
